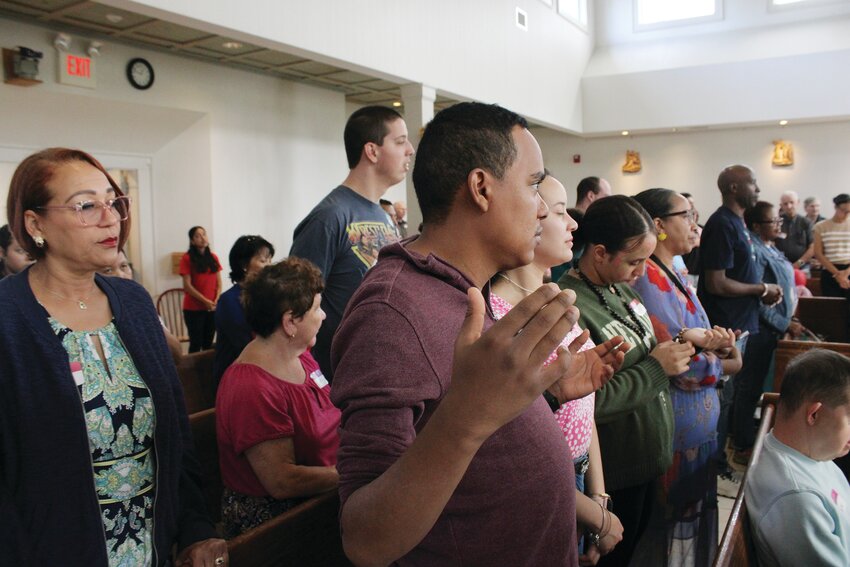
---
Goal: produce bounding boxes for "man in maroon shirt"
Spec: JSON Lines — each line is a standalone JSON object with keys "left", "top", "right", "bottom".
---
{"left": 331, "top": 102, "right": 626, "bottom": 566}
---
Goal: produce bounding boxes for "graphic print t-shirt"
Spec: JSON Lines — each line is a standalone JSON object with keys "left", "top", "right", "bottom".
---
{"left": 290, "top": 185, "right": 399, "bottom": 380}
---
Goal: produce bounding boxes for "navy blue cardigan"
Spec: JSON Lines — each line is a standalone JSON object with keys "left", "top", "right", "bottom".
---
{"left": 0, "top": 269, "right": 216, "bottom": 566}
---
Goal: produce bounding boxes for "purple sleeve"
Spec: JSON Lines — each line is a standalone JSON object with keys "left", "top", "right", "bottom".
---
{"left": 330, "top": 301, "right": 443, "bottom": 507}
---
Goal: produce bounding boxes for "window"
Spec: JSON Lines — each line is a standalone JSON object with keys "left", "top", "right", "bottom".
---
{"left": 558, "top": 0, "right": 588, "bottom": 30}
{"left": 634, "top": 0, "right": 722, "bottom": 30}
{"left": 770, "top": 0, "right": 849, "bottom": 8}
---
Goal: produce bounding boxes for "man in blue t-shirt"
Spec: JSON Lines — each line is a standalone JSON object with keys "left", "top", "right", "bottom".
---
{"left": 290, "top": 106, "right": 413, "bottom": 381}
{"left": 698, "top": 165, "right": 784, "bottom": 482}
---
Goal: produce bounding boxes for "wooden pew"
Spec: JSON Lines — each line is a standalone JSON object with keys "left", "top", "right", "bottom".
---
{"left": 794, "top": 296, "right": 847, "bottom": 343}
{"left": 227, "top": 490, "right": 352, "bottom": 567}
{"left": 714, "top": 393, "right": 779, "bottom": 567}
{"left": 805, "top": 276, "right": 821, "bottom": 297}
{"left": 177, "top": 349, "right": 217, "bottom": 413}
{"left": 189, "top": 408, "right": 223, "bottom": 526}
{"left": 773, "top": 339, "right": 850, "bottom": 392}
{"left": 188, "top": 406, "right": 351, "bottom": 566}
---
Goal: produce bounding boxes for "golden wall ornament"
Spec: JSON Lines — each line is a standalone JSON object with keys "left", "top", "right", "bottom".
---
{"left": 772, "top": 140, "right": 794, "bottom": 166}
{"left": 622, "top": 150, "right": 642, "bottom": 173}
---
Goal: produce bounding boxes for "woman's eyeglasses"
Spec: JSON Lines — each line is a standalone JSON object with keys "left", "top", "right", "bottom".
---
{"left": 659, "top": 210, "right": 696, "bottom": 223}
{"left": 37, "top": 196, "right": 132, "bottom": 226}
{"left": 754, "top": 217, "right": 782, "bottom": 225}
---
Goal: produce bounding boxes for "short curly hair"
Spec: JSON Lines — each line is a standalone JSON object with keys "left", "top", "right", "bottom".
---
{"left": 242, "top": 257, "right": 325, "bottom": 338}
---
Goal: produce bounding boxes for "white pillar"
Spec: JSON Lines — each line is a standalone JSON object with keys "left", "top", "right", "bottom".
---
{"left": 400, "top": 83, "right": 435, "bottom": 235}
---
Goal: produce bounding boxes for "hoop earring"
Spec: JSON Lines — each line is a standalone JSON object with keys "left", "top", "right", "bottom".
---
{"left": 34, "top": 236, "right": 45, "bottom": 248}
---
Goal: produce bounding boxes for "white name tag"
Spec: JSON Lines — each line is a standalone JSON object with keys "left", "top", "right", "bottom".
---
{"left": 310, "top": 370, "right": 328, "bottom": 389}
{"left": 630, "top": 299, "right": 647, "bottom": 317}
{"left": 70, "top": 361, "right": 85, "bottom": 386}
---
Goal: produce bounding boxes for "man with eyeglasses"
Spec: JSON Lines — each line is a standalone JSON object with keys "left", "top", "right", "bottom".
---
{"left": 697, "top": 165, "right": 783, "bottom": 494}
{"left": 775, "top": 191, "right": 815, "bottom": 271}
{"left": 290, "top": 106, "right": 413, "bottom": 382}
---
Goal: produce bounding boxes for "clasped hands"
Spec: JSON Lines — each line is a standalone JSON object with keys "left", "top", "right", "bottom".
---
{"left": 446, "top": 284, "right": 629, "bottom": 440}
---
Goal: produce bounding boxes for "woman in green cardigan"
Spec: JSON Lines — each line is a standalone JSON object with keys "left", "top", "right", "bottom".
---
{"left": 559, "top": 195, "right": 694, "bottom": 567}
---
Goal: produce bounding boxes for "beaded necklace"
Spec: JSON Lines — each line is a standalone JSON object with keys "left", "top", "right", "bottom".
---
{"left": 575, "top": 267, "right": 648, "bottom": 339}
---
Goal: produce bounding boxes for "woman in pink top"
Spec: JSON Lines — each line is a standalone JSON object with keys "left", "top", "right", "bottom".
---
{"left": 490, "top": 173, "right": 624, "bottom": 564}
{"left": 216, "top": 257, "right": 340, "bottom": 538}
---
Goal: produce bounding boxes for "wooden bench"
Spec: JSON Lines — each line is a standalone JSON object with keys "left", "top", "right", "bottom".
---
{"left": 189, "top": 408, "right": 223, "bottom": 526}
{"left": 227, "top": 490, "right": 351, "bottom": 567}
{"left": 794, "top": 296, "right": 847, "bottom": 343}
{"left": 188, "top": 407, "right": 351, "bottom": 566}
{"left": 178, "top": 350, "right": 217, "bottom": 413}
{"left": 714, "top": 393, "right": 779, "bottom": 567}
{"left": 773, "top": 339, "right": 850, "bottom": 392}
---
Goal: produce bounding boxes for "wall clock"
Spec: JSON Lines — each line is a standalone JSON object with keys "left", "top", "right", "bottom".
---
{"left": 126, "top": 57, "right": 154, "bottom": 90}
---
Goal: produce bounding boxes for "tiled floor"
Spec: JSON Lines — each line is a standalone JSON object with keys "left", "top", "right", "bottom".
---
{"left": 718, "top": 495, "right": 735, "bottom": 536}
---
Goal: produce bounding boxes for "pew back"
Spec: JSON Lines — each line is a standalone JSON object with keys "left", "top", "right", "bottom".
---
{"left": 773, "top": 340, "right": 850, "bottom": 392}
{"left": 177, "top": 350, "right": 217, "bottom": 414}
{"left": 795, "top": 296, "right": 847, "bottom": 342}
{"left": 714, "top": 394, "right": 778, "bottom": 567}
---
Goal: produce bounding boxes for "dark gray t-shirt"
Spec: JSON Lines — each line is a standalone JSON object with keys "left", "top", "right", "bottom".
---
{"left": 775, "top": 214, "right": 813, "bottom": 263}
{"left": 290, "top": 185, "right": 398, "bottom": 381}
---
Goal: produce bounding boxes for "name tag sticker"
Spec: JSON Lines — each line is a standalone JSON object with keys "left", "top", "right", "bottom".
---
{"left": 630, "top": 299, "right": 647, "bottom": 317}
{"left": 70, "top": 361, "right": 84, "bottom": 386}
{"left": 310, "top": 370, "right": 328, "bottom": 389}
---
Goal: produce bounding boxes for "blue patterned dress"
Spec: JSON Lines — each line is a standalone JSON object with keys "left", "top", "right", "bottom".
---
{"left": 631, "top": 258, "right": 721, "bottom": 567}
{"left": 50, "top": 317, "right": 156, "bottom": 567}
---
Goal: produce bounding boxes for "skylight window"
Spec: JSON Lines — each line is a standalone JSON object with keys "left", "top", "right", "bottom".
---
{"left": 634, "top": 0, "right": 722, "bottom": 29}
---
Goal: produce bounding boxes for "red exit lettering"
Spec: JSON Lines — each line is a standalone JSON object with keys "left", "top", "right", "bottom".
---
{"left": 66, "top": 55, "right": 91, "bottom": 78}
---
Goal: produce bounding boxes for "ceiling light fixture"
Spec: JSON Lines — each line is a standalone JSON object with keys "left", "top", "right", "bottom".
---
{"left": 779, "top": 119, "right": 788, "bottom": 126}
{"left": 392, "top": 101, "right": 402, "bottom": 107}
{"left": 621, "top": 130, "right": 629, "bottom": 136}
{"left": 53, "top": 32, "right": 71, "bottom": 51}
{"left": 222, "top": 41, "right": 243, "bottom": 49}
{"left": 105, "top": 13, "right": 124, "bottom": 24}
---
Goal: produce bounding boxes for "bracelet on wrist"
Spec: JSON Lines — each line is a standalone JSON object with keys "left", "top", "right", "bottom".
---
{"left": 760, "top": 283, "right": 769, "bottom": 298}
{"left": 542, "top": 389, "right": 560, "bottom": 413}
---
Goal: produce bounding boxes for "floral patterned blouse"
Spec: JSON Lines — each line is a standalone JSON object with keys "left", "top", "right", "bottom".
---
{"left": 50, "top": 317, "right": 156, "bottom": 567}
{"left": 631, "top": 258, "right": 723, "bottom": 391}
{"left": 490, "top": 293, "right": 596, "bottom": 458}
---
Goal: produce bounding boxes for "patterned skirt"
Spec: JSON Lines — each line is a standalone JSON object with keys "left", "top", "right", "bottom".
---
{"left": 221, "top": 487, "right": 305, "bottom": 539}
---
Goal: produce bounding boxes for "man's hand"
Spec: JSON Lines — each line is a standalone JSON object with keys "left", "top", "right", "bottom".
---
{"left": 446, "top": 284, "right": 579, "bottom": 442}
{"left": 548, "top": 335, "right": 629, "bottom": 404}
{"left": 761, "top": 283, "right": 783, "bottom": 304}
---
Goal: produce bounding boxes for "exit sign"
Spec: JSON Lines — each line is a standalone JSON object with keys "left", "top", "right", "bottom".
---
{"left": 58, "top": 53, "right": 96, "bottom": 88}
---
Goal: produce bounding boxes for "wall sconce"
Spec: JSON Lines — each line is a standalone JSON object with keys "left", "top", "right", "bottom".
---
{"left": 87, "top": 41, "right": 103, "bottom": 57}
{"left": 54, "top": 33, "right": 71, "bottom": 51}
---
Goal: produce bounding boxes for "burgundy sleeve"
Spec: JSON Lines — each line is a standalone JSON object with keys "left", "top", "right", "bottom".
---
{"left": 330, "top": 301, "right": 443, "bottom": 507}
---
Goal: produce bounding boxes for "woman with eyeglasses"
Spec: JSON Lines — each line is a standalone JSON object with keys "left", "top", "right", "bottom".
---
{"left": 0, "top": 149, "right": 227, "bottom": 566}
{"left": 180, "top": 226, "right": 222, "bottom": 353}
{"left": 490, "top": 174, "right": 626, "bottom": 564}
{"left": 558, "top": 195, "right": 695, "bottom": 567}
{"left": 630, "top": 189, "right": 741, "bottom": 567}
{"left": 728, "top": 202, "right": 799, "bottom": 467}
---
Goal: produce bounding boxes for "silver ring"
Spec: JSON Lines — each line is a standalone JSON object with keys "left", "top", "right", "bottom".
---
{"left": 215, "top": 558, "right": 225, "bottom": 566}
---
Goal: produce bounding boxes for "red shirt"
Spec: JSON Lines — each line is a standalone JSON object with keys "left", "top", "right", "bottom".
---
{"left": 179, "top": 252, "right": 221, "bottom": 311}
{"left": 216, "top": 352, "right": 340, "bottom": 497}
